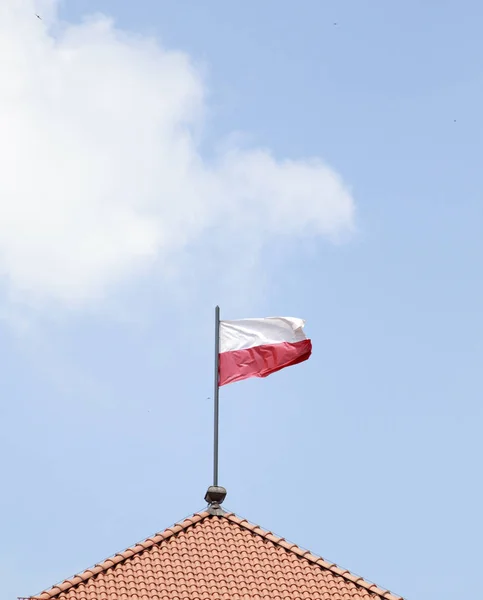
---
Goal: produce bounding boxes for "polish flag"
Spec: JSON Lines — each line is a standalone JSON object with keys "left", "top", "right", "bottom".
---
{"left": 219, "top": 317, "right": 312, "bottom": 386}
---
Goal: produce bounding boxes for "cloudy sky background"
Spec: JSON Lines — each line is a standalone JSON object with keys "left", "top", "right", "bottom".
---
{"left": 1, "top": 1, "right": 482, "bottom": 599}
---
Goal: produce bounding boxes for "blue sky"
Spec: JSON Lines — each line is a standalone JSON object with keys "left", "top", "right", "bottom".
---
{"left": 2, "top": 1, "right": 482, "bottom": 599}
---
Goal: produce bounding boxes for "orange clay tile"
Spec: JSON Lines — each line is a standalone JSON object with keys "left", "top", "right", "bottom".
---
{"left": 26, "top": 510, "right": 404, "bottom": 600}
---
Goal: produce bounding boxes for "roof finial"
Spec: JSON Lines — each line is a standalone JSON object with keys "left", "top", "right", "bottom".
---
{"left": 205, "top": 485, "right": 227, "bottom": 515}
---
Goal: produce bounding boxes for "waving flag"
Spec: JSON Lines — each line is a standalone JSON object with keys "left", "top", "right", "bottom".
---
{"left": 219, "top": 317, "right": 312, "bottom": 386}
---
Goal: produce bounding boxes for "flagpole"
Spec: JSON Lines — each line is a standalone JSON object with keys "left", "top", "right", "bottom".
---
{"left": 213, "top": 305, "right": 220, "bottom": 486}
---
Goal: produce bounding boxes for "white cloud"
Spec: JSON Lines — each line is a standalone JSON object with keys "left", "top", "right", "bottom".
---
{"left": 0, "top": 0, "right": 355, "bottom": 309}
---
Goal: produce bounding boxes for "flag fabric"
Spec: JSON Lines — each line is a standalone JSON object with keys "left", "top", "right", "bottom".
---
{"left": 218, "top": 317, "right": 312, "bottom": 386}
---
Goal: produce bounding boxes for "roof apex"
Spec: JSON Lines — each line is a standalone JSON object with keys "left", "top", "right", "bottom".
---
{"left": 27, "top": 509, "right": 404, "bottom": 600}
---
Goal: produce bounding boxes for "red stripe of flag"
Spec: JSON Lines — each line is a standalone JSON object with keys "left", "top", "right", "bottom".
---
{"left": 219, "top": 339, "right": 312, "bottom": 386}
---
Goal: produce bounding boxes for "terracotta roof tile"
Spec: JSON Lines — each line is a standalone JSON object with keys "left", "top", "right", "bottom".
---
{"left": 26, "top": 510, "right": 403, "bottom": 600}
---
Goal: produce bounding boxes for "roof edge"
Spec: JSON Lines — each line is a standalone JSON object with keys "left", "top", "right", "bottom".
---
{"left": 28, "top": 511, "right": 210, "bottom": 600}
{"left": 221, "top": 512, "right": 404, "bottom": 600}
{"left": 28, "top": 509, "right": 404, "bottom": 600}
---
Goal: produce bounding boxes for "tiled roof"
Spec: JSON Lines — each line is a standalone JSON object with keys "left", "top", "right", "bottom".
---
{"left": 27, "top": 510, "right": 403, "bottom": 600}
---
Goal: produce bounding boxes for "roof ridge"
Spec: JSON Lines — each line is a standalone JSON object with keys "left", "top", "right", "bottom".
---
{"left": 221, "top": 512, "right": 404, "bottom": 600}
{"left": 27, "top": 508, "right": 404, "bottom": 600}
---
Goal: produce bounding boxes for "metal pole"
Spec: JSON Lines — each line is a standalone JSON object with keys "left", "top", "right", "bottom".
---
{"left": 213, "top": 305, "right": 220, "bottom": 486}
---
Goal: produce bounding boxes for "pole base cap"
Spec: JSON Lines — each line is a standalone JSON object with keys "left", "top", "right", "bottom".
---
{"left": 204, "top": 485, "right": 227, "bottom": 505}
